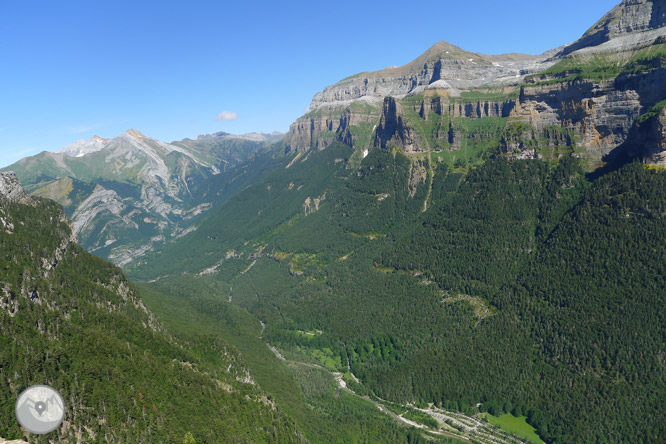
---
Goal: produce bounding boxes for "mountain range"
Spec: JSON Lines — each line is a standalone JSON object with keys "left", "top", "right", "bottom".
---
{"left": 2, "top": 1, "right": 666, "bottom": 443}
{"left": 6, "top": 0, "right": 666, "bottom": 269}
{"left": 1, "top": 130, "right": 283, "bottom": 265}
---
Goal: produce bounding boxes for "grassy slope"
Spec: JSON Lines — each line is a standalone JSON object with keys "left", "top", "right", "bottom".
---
{"left": 527, "top": 42, "right": 666, "bottom": 85}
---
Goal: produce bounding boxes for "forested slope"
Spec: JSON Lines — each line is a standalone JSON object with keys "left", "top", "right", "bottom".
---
{"left": 0, "top": 179, "right": 303, "bottom": 443}
{"left": 132, "top": 144, "right": 666, "bottom": 443}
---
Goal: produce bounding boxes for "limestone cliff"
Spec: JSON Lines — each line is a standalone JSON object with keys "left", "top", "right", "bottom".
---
{"left": 286, "top": 41, "right": 553, "bottom": 154}
{"left": 516, "top": 67, "right": 666, "bottom": 160}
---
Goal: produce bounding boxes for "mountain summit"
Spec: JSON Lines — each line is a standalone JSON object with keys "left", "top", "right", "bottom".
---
{"left": 306, "top": 40, "right": 552, "bottom": 113}
{"left": 59, "top": 135, "right": 109, "bottom": 157}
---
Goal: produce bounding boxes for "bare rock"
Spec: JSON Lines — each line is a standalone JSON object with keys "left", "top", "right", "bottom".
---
{"left": 0, "top": 172, "right": 30, "bottom": 204}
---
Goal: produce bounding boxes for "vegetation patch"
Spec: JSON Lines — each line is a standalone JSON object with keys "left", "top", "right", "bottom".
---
{"left": 482, "top": 413, "right": 544, "bottom": 444}
{"left": 289, "top": 252, "right": 325, "bottom": 275}
{"left": 455, "top": 87, "right": 520, "bottom": 102}
{"left": 637, "top": 98, "right": 666, "bottom": 124}
{"left": 527, "top": 42, "right": 666, "bottom": 84}
{"left": 442, "top": 294, "right": 496, "bottom": 319}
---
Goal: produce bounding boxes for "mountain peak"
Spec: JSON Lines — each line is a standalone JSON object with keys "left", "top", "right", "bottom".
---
{"left": 125, "top": 129, "right": 147, "bottom": 140}
{"left": 60, "top": 135, "right": 109, "bottom": 157}
{"left": 306, "top": 39, "right": 548, "bottom": 113}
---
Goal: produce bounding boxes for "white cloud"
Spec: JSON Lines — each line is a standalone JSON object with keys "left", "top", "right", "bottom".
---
{"left": 0, "top": 147, "right": 38, "bottom": 168}
{"left": 66, "top": 123, "right": 105, "bottom": 135}
{"left": 216, "top": 111, "right": 239, "bottom": 121}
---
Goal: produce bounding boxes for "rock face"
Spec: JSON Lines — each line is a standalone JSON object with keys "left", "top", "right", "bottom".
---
{"left": 618, "top": 104, "right": 666, "bottom": 165}
{"left": 516, "top": 66, "right": 666, "bottom": 158}
{"left": 0, "top": 172, "right": 30, "bottom": 204}
{"left": 286, "top": 105, "right": 382, "bottom": 154}
{"left": 287, "top": 0, "right": 666, "bottom": 168}
{"left": 375, "top": 94, "right": 517, "bottom": 153}
{"left": 561, "top": 0, "right": 666, "bottom": 55}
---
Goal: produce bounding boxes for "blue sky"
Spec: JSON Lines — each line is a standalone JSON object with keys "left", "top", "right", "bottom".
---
{"left": 0, "top": 0, "right": 620, "bottom": 167}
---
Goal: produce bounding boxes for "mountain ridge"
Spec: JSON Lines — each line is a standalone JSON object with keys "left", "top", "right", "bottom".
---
{"left": 560, "top": 0, "right": 666, "bottom": 55}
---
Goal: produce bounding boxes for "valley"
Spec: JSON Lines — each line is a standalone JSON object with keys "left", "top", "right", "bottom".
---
{"left": 2, "top": 1, "right": 666, "bottom": 443}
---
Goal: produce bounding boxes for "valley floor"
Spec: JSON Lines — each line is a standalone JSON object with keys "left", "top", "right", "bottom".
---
{"left": 266, "top": 331, "right": 541, "bottom": 444}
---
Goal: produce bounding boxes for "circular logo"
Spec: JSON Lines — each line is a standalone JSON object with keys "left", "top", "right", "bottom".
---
{"left": 15, "top": 385, "right": 65, "bottom": 434}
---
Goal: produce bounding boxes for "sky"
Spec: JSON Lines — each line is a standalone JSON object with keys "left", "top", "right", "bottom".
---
{"left": 0, "top": 0, "right": 620, "bottom": 168}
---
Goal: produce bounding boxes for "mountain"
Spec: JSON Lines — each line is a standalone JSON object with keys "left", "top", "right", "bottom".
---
{"left": 129, "top": 2, "right": 666, "bottom": 443}
{"left": 286, "top": 0, "right": 666, "bottom": 171}
{"left": 0, "top": 173, "right": 304, "bottom": 443}
{"left": 1, "top": 130, "right": 282, "bottom": 266}
{"left": 286, "top": 40, "right": 554, "bottom": 156}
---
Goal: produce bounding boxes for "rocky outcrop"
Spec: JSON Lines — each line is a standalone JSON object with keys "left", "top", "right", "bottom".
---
{"left": 286, "top": 105, "right": 382, "bottom": 154}
{"left": 614, "top": 105, "right": 666, "bottom": 165}
{"left": 303, "top": 193, "right": 326, "bottom": 216}
{"left": 516, "top": 67, "right": 666, "bottom": 159}
{"left": 375, "top": 98, "right": 416, "bottom": 151}
{"left": 375, "top": 94, "right": 517, "bottom": 153}
{"left": 0, "top": 172, "right": 30, "bottom": 204}
{"left": 641, "top": 107, "right": 666, "bottom": 164}
{"left": 561, "top": 0, "right": 666, "bottom": 56}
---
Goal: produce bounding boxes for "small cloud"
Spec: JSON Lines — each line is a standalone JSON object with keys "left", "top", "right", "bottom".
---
{"left": 67, "top": 124, "right": 98, "bottom": 134}
{"left": 14, "top": 147, "right": 36, "bottom": 157}
{"left": 1, "top": 147, "right": 38, "bottom": 167}
{"left": 216, "top": 111, "right": 239, "bottom": 121}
